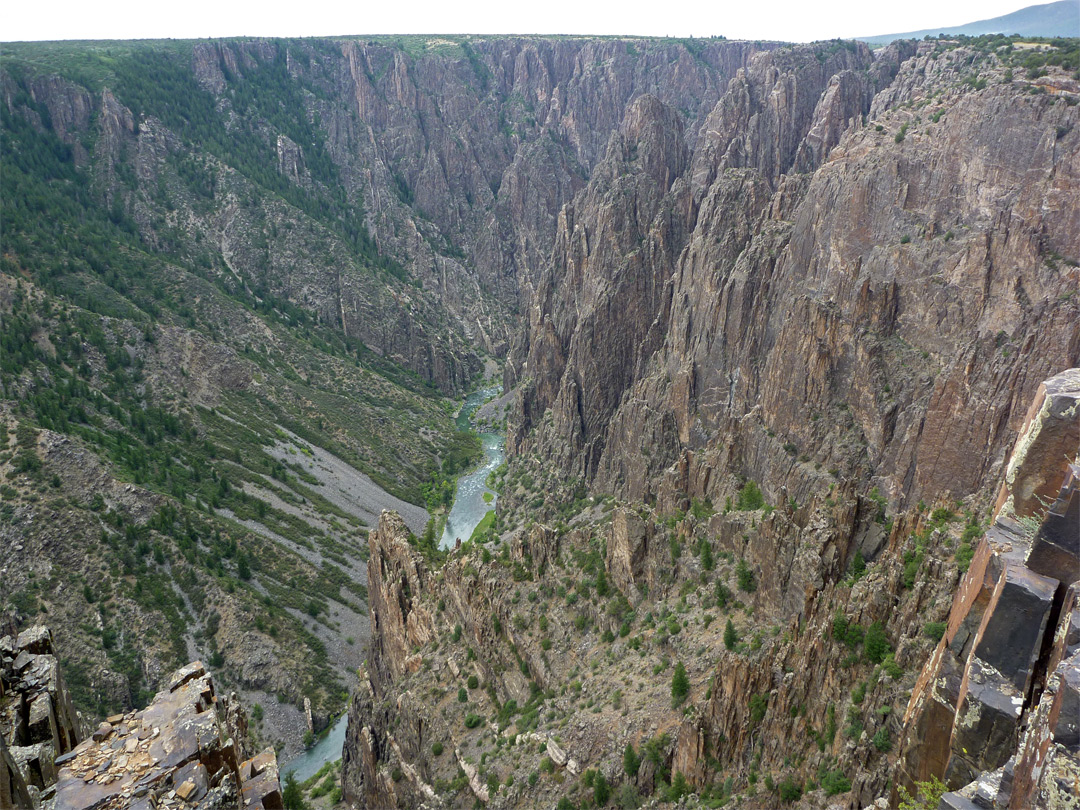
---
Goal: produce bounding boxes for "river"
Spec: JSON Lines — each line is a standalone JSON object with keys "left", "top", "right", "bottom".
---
{"left": 440, "top": 386, "right": 504, "bottom": 550}
{"left": 278, "top": 388, "right": 503, "bottom": 780}
{"left": 281, "top": 712, "right": 349, "bottom": 783}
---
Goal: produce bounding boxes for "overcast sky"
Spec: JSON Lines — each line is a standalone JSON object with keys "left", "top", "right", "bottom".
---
{"left": 2, "top": 0, "right": 1041, "bottom": 44}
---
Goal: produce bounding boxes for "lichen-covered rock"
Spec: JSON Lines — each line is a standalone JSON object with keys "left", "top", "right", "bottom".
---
{"left": 51, "top": 660, "right": 281, "bottom": 810}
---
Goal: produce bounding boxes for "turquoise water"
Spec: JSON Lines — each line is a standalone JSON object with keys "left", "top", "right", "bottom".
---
{"left": 440, "top": 386, "right": 504, "bottom": 550}
{"left": 281, "top": 712, "right": 349, "bottom": 783}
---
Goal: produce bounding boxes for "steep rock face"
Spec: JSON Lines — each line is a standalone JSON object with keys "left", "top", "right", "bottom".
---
{"left": 509, "top": 42, "right": 1080, "bottom": 516}
{"left": 344, "top": 373, "right": 1078, "bottom": 810}
{"left": 895, "top": 368, "right": 1080, "bottom": 806}
{"left": 508, "top": 43, "right": 884, "bottom": 479}
{"left": 366, "top": 512, "right": 436, "bottom": 691}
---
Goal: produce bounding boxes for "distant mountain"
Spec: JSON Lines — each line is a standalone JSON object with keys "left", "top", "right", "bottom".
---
{"left": 859, "top": 0, "right": 1079, "bottom": 46}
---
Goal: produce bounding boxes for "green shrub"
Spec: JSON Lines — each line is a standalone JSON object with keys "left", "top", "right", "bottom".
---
{"left": 778, "top": 776, "right": 803, "bottom": 802}
{"left": 821, "top": 769, "right": 851, "bottom": 796}
{"left": 715, "top": 581, "right": 731, "bottom": 609}
{"left": 852, "top": 681, "right": 867, "bottom": 705}
{"left": 850, "top": 549, "right": 866, "bottom": 579}
{"left": 883, "top": 654, "right": 904, "bottom": 680}
{"left": 623, "top": 743, "right": 640, "bottom": 776}
{"left": 923, "top": 621, "right": 946, "bottom": 642}
{"left": 873, "top": 727, "right": 892, "bottom": 752}
{"left": 666, "top": 771, "right": 691, "bottom": 801}
{"left": 432, "top": 742, "right": 444, "bottom": 756}
{"left": 749, "top": 693, "right": 768, "bottom": 727}
{"left": 464, "top": 713, "right": 482, "bottom": 728}
{"left": 898, "top": 776, "right": 947, "bottom": 810}
{"left": 724, "top": 619, "right": 738, "bottom": 650}
{"left": 594, "top": 772, "right": 611, "bottom": 805}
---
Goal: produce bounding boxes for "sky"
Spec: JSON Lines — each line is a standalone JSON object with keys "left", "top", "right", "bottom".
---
{"left": 1, "top": 0, "right": 1043, "bottom": 44}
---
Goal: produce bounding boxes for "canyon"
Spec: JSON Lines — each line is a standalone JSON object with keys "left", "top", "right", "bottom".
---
{"left": 0, "top": 28, "right": 1078, "bottom": 810}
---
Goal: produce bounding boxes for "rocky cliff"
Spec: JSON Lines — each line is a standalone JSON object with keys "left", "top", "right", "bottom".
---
{"left": 1, "top": 626, "right": 278, "bottom": 810}
{"left": 3, "top": 30, "right": 1079, "bottom": 810}
{"left": 508, "top": 40, "right": 1079, "bottom": 516}
{"left": 2, "top": 36, "right": 789, "bottom": 393}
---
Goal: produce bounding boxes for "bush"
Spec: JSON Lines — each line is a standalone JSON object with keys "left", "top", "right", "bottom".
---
{"left": 832, "top": 612, "right": 849, "bottom": 642}
{"left": 623, "top": 742, "right": 640, "bottom": 776}
{"left": 715, "top": 581, "right": 731, "bottom": 609}
{"left": 666, "top": 771, "right": 691, "bottom": 801}
{"left": 821, "top": 769, "right": 851, "bottom": 796}
{"left": 458, "top": 687, "right": 468, "bottom": 703}
{"left": 923, "top": 621, "right": 946, "bottom": 642}
{"left": 724, "top": 619, "right": 738, "bottom": 650}
{"left": 700, "top": 539, "right": 714, "bottom": 571}
{"left": 898, "top": 776, "right": 948, "bottom": 810}
{"left": 955, "top": 541, "right": 976, "bottom": 572}
{"left": 749, "top": 693, "right": 768, "bottom": 727}
{"left": 464, "top": 713, "right": 482, "bottom": 728}
{"left": 850, "top": 549, "right": 866, "bottom": 579}
{"left": 468, "top": 674, "right": 479, "bottom": 689}
{"left": 852, "top": 680, "right": 867, "bottom": 705}
{"left": 883, "top": 654, "right": 904, "bottom": 680}
{"left": 282, "top": 773, "right": 304, "bottom": 810}
{"left": 778, "top": 776, "right": 803, "bottom": 802}
{"left": 594, "top": 772, "right": 611, "bottom": 805}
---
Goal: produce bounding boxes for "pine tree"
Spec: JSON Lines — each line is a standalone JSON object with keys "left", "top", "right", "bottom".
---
{"left": 594, "top": 772, "right": 611, "bottom": 806}
{"left": 671, "top": 661, "right": 690, "bottom": 707}
{"left": 623, "top": 742, "right": 640, "bottom": 777}
{"left": 724, "top": 619, "right": 738, "bottom": 650}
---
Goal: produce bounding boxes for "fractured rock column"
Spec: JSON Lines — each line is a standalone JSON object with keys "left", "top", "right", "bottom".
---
{"left": 896, "top": 368, "right": 1080, "bottom": 803}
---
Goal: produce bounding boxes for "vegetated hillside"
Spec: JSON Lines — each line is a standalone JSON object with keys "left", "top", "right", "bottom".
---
{"left": 343, "top": 35, "right": 1080, "bottom": 810}
{"left": 0, "top": 40, "right": 497, "bottom": 755}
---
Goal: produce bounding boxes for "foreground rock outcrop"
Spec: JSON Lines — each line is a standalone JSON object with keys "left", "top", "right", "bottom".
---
{"left": 1, "top": 625, "right": 81, "bottom": 807}
{"left": 896, "top": 368, "right": 1080, "bottom": 808}
{"left": 51, "top": 660, "right": 281, "bottom": 810}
